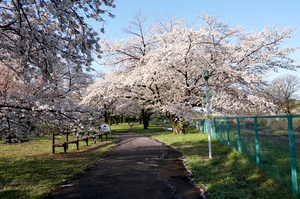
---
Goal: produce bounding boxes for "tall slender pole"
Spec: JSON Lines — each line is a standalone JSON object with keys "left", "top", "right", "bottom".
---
{"left": 204, "top": 70, "right": 212, "bottom": 158}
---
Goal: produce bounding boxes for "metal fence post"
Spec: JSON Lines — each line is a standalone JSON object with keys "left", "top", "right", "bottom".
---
{"left": 237, "top": 117, "right": 242, "bottom": 152}
{"left": 254, "top": 117, "right": 260, "bottom": 166}
{"left": 219, "top": 118, "right": 223, "bottom": 143}
{"left": 214, "top": 118, "right": 217, "bottom": 139}
{"left": 208, "top": 115, "right": 300, "bottom": 196}
{"left": 210, "top": 118, "right": 215, "bottom": 137}
{"left": 287, "top": 115, "right": 298, "bottom": 198}
{"left": 227, "top": 118, "right": 230, "bottom": 146}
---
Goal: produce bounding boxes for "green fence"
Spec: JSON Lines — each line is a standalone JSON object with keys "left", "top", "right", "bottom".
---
{"left": 198, "top": 115, "right": 300, "bottom": 198}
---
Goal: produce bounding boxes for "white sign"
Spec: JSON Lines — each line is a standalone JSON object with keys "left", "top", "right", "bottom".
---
{"left": 100, "top": 123, "right": 111, "bottom": 135}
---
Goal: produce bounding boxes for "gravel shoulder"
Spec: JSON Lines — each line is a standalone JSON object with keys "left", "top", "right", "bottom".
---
{"left": 44, "top": 132, "right": 203, "bottom": 199}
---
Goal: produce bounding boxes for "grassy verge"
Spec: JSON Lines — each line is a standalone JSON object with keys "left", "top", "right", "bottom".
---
{"left": 119, "top": 122, "right": 294, "bottom": 198}
{"left": 147, "top": 132, "right": 294, "bottom": 199}
{"left": 0, "top": 136, "right": 117, "bottom": 199}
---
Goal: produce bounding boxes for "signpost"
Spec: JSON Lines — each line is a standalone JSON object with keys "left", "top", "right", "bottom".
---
{"left": 100, "top": 123, "right": 111, "bottom": 136}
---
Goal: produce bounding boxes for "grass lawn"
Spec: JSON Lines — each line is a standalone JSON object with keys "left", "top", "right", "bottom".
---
{"left": 110, "top": 122, "right": 165, "bottom": 133}
{"left": 110, "top": 122, "right": 132, "bottom": 133}
{"left": 0, "top": 135, "right": 117, "bottom": 199}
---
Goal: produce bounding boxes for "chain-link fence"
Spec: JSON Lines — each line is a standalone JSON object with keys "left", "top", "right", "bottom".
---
{"left": 198, "top": 115, "right": 300, "bottom": 198}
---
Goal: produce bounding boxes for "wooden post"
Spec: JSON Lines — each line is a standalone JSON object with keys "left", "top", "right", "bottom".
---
{"left": 66, "top": 131, "right": 69, "bottom": 150}
{"left": 76, "top": 136, "right": 80, "bottom": 150}
{"left": 76, "top": 140, "right": 79, "bottom": 150}
{"left": 63, "top": 142, "right": 67, "bottom": 153}
{"left": 52, "top": 133, "right": 55, "bottom": 154}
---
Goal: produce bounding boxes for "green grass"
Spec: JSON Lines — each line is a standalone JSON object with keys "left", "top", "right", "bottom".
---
{"left": 151, "top": 120, "right": 173, "bottom": 127}
{"left": 147, "top": 132, "right": 294, "bottom": 198}
{"left": 1, "top": 122, "right": 296, "bottom": 199}
{"left": 110, "top": 123, "right": 132, "bottom": 133}
{"left": 110, "top": 122, "right": 165, "bottom": 133}
{"left": 131, "top": 123, "right": 165, "bottom": 133}
{"left": 110, "top": 122, "right": 295, "bottom": 198}
{"left": 0, "top": 136, "right": 117, "bottom": 199}
{"left": 212, "top": 119, "right": 300, "bottom": 198}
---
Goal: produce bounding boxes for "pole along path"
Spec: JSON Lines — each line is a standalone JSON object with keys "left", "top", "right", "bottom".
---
{"left": 45, "top": 133, "right": 204, "bottom": 199}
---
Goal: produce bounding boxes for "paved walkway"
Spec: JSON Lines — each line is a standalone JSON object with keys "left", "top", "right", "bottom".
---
{"left": 45, "top": 133, "right": 203, "bottom": 199}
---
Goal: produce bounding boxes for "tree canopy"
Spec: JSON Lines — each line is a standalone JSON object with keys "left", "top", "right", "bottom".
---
{"left": 83, "top": 13, "right": 299, "bottom": 133}
{"left": 0, "top": 0, "right": 115, "bottom": 140}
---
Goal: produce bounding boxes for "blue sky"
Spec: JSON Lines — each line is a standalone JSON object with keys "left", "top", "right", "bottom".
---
{"left": 93, "top": 0, "right": 300, "bottom": 80}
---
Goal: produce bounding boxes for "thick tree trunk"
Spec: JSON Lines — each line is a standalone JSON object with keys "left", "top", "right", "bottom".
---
{"left": 104, "top": 104, "right": 108, "bottom": 123}
{"left": 141, "top": 108, "right": 152, "bottom": 129}
{"left": 166, "top": 112, "right": 185, "bottom": 134}
{"left": 144, "top": 117, "right": 149, "bottom": 129}
{"left": 141, "top": 109, "right": 147, "bottom": 129}
{"left": 171, "top": 120, "right": 185, "bottom": 134}
{"left": 104, "top": 112, "right": 108, "bottom": 123}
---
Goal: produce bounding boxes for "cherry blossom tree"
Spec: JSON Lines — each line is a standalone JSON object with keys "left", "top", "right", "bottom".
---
{"left": 99, "top": 11, "right": 150, "bottom": 71}
{"left": 83, "top": 13, "right": 299, "bottom": 133}
{"left": 0, "top": 0, "right": 115, "bottom": 140}
{"left": 0, "top": 61, "right": 100, "bottom": 141}
{"left": 83, "top": 68, "right": 159, "bottom": 129}
{"left": 0, "top": 0, "right": 115, "bottom": 80}
{"left": 87, "top": 11, "right": 158, "bottom": 128}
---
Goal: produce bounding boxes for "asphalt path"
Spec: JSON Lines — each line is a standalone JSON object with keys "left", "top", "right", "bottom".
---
{"left": 44, "top": 133, "right": 204, "bottom": 199}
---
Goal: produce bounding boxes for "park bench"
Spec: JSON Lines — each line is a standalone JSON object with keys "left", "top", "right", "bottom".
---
{"left": 52, "top": 133, "right": 80, "bottom": 154}
{"left": 52, "top": 123, "right": 111, "bottom": 154}
{"left": 52, "top": 131, "right": 108, "bottom": 154}
{"left": 80, "top": 123, "right": 110, "bottom": 146}
{"left": 81, "top": 132, "right": 108, "bottom": 145}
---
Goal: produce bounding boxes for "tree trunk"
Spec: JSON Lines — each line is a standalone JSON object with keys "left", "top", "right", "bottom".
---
{"left": 141, "top": 108, "right": 152, "bottom": 129}
{"left": 143, "top": 116, "right": 149, "bottom": 129}
{"left": 104, "top": 104, "right": 108, "bottom": 123}
{"left": 113, "top": 116, "right": 119, "bottom": 125}
{"left": 141, "top": 109, "right": 147, "bottom": 129}
{"left": 171, "top": 120, "right": 185, "bottom": 134}
{"left": 140, "top": 116, "right": 143, "bottom": 124}
{"left": 166, "top": 112, "right": 185, "bottom": 134}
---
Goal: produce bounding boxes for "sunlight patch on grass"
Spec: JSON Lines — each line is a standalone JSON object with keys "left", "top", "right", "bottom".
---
{"left": 131, "top": 123, "right": 165, "bottom": 133}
